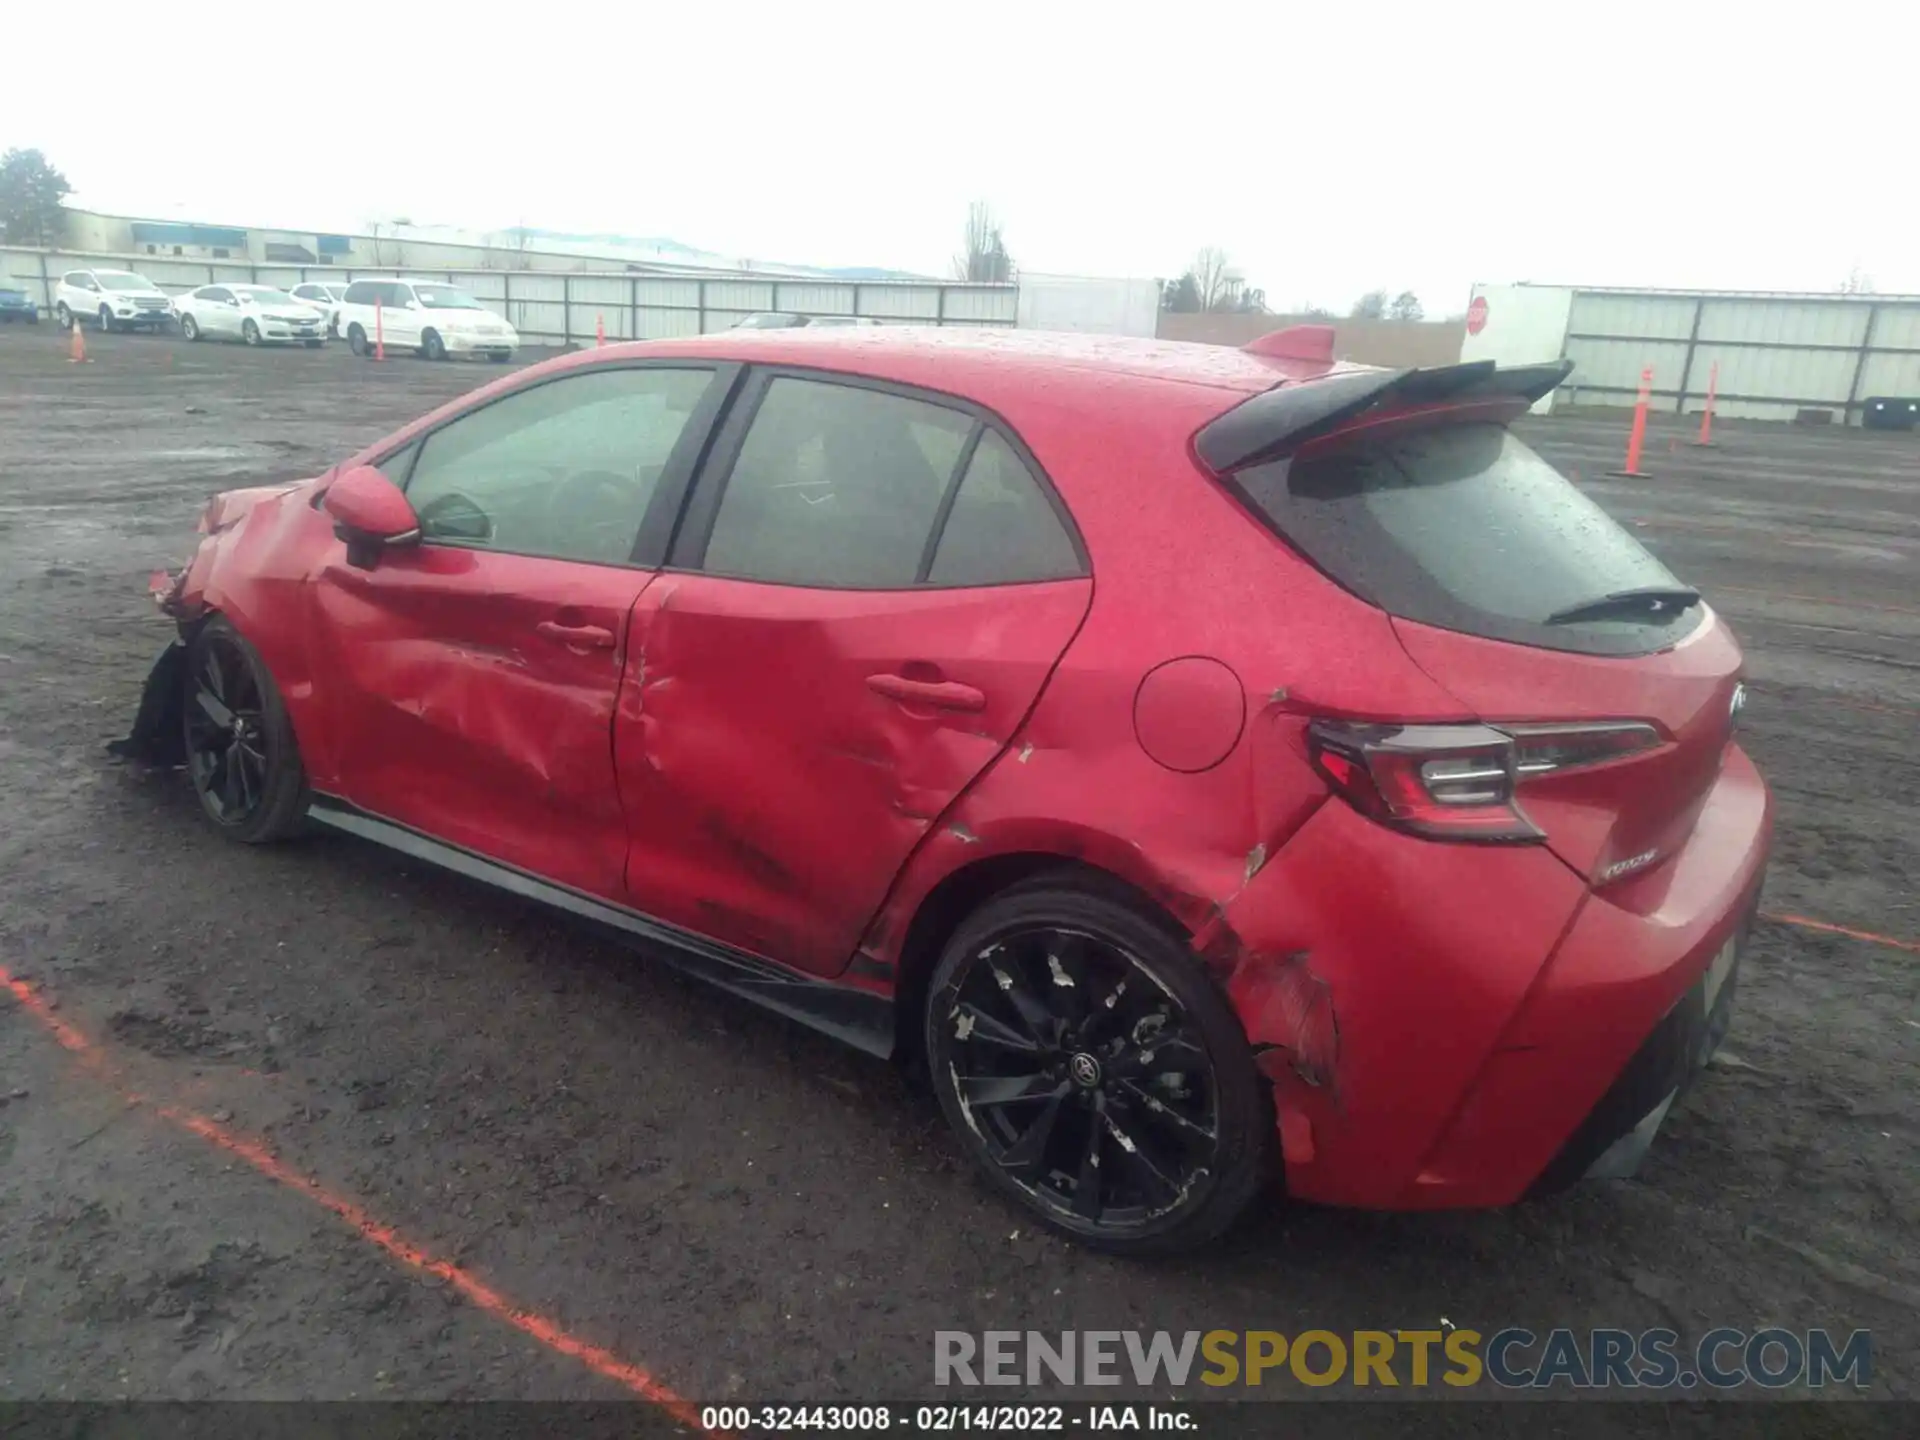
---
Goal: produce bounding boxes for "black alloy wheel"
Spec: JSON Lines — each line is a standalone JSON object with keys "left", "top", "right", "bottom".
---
{"left": 926, "top": 879, "right": 1271, "bottom": 1253}
{"left": 183, "top": 618, "right": 308, "bottom": 842}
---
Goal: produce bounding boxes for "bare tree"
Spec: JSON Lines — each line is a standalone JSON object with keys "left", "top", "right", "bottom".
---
{"left": 1388, "top": 290, "right": 1425, "bottom": 322}
{"left": 1191, "top": 247, "right": 1242, "bottom": 311}
{"left": 1839, "top": 267, "right": 1875, "bottom": 295}
{"left": 954, "top": 201, "right": 1014, "bottom": 283}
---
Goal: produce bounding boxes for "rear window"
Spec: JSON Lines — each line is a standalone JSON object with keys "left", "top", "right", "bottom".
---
{"left": 1228, "top": 419, "right": 1700, "bottom": 657}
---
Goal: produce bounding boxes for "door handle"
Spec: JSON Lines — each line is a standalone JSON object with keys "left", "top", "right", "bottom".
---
{"left": 866, "top": 673, "right": 987, "bottom": 712}
{"left": 536, "top": 619, "right": 616, "bottom": 649}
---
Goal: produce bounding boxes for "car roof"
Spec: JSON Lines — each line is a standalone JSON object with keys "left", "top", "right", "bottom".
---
{"left": 615, "top": 325, "right": 1350, "bottom": 401}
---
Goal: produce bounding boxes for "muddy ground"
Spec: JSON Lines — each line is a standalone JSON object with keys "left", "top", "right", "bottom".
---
{"left": 0, "top": 327, "right": 1914, "bottom": 1409}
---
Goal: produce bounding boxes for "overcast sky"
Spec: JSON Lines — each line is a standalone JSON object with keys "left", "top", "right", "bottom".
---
{"left": 4, "top": 1, "right": 1913, "bottom": 309}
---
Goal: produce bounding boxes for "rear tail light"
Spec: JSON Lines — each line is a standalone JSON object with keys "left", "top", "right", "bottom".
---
{"left": 1307, "top": 720, "right": 1661, "bottom": 843}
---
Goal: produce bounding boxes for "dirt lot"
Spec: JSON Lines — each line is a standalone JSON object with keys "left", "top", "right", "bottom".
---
{"left": 0, "top": 326, "right": 1914, "bottom": 1410}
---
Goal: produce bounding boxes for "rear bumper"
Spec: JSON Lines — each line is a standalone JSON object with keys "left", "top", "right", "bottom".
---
{"left": 1216, "top": 743, "right": 1772, "bottom": 1209}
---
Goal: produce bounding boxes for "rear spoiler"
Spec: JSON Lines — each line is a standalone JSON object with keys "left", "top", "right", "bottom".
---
{"left": 1195, "top": 357, "right": 1574, "bottom": 474}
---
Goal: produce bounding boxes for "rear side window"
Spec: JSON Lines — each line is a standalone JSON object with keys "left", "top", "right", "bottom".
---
{"left": 702, "top": 378, "right": 973, "bottom": 587}
{"left": 1230, "top": 420, "right": 1698, "bottom": 656}
{"left": 927, "top": 431, "right": 1080, "bottom": 586}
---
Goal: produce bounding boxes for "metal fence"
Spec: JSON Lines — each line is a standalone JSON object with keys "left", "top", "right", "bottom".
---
{"left": 0, "top": 246, "right": 1019, "bottom": 345}
{"left": 1555, "top": 289, "right": 1920, "bottom": 425}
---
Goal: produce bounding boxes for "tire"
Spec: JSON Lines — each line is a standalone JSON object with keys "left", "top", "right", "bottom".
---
{"left": 304, "top": 339, "right": 323, "bottom": 349}
{"left": 181, "top": 314, "right": 201, "bottom": 342}
{"left": 98, "top": 305, "right": 116, "bottom": 334}
{"left": 182, "top": 617, "right": 309, "bottom": 844}
{"left": 328, "top": 316, "right": 339, "bottom": 340}
{"left": 924, "top": 875, "right": 1274, "bottom": 1255}
{"left": 488, "top": 352, "right": 511, "bottom": 364}
{"left": 242, "top": 319, "right": 261, "bottom": 347}
{"left": 422, "top": 329, "right": 446, "bottom": 361}
{"left": 347, "top": 323, "right": 369, "bottom": 357}
{"left": 55, "top": 303, "right": 72, "bottom": 330}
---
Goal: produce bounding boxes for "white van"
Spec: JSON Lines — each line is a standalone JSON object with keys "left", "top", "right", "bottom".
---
{"left": 336, "top": 278, "right": 517, "bottom": 362}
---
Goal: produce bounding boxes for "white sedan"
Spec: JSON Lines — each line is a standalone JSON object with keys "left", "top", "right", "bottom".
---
{"left": 176, "top": 284, "right": 328, "bottom": 347}
{"left": 289, "top": 281, "right": 350, "bottom": 338}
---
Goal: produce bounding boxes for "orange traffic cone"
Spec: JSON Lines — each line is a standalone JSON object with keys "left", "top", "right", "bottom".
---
{"left": 596, "top": 313, "right": 606, "bottom": 347}
{"left": 68, "top": 314, "right": 88, "bottom": 364}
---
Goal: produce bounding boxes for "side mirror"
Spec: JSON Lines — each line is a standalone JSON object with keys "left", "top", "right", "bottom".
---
{"left": 322, "top": 464, "right": 420, "bottom": 570}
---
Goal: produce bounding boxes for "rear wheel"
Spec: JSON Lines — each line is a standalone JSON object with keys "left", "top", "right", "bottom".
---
{"left": 924, "top": 877, "right": 1273, "bottom": 1254}
{"left": 422, "top": 328, "right": 446, "bottom": 361}
{"left": 304, "top": 339, "right": 322, "bottom": 349}
{"left": 55, "top": 303, "right": 72, "bottom": 330}
{"left": 183, "top": 617, "right": 309, "bottom": 843}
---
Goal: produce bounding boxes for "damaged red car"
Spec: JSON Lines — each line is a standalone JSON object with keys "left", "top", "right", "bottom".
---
{"left": 115, "top": 324, "right": 1770, "bottom": 1253}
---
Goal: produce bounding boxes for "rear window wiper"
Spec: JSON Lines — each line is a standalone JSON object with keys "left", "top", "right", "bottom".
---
{"left": 1545, "top": 586, "right": 1702, "bottom": 626}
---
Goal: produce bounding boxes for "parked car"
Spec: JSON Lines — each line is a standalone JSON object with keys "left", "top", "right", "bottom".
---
{"left": 335, "top": 278, "right": 516, "bottom": 361}
{"left": 53, "top": 269, "right": 174, "bottom": 332}
{"left": 112, "top": 326, "right": 1769, "bottom": 1254}
{"left": 0, "top": 280, "right": 37, "bottom": 322}
{"left": 289, "top": 281, "right": 350, "bottom": 338}
{"left": 731, "top": 312, "right": 883, "bottom": 329}
{"left": 175, "top": 285, "right": 327, "bottom": 347}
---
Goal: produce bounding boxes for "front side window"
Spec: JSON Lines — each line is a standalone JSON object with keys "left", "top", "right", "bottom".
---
{"left": 97, "top": 272, "right": 154, "bottom": 292}
{"left": 200, "top": 286, "right": 232, "bottom": 303}
{"left": 702, "top": 378, "right": 972, "bottom": 587}
{"left": 402, "top": 368, "right": 716, "bottom": 565}
{"left": 343, "top": 281, "right": 379, "bottom": 305}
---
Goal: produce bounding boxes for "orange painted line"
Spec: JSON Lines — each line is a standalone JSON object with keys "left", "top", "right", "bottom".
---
{"left": 3, "top": 971, "right": 97, "bottom": 1056}
{"left": 0, "top": 964, "right": 709, "bottom": 1425}
{"left": 1762, "top": 913, "right": 1920, "bottom": 956}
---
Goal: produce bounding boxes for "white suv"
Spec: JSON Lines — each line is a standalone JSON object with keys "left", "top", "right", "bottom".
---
{"left": 54, "top": 269, "right": 175, "bottom": 333}
{"left": 336, "top": 278, "right": 517, "bottom": 362}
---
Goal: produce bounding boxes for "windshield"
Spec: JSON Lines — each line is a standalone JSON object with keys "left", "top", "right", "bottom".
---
{"left": 98, "top": 272, "right": 157, "bottom": 292}
{"left": 1226, "top": 417, "right": 1699, "bottom": 657}
{"left": 414, "top": 285, "right": 486, "bottom": 310}
{"left": 235, "top": 287, "right": 299, "bottom": 305}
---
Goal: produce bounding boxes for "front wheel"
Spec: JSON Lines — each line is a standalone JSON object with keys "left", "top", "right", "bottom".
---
{"left": 97, "top": 306, "right": 116, "bottom": 333}
{"left": 55, "top": 303, "right": 72, "bottom": 330}
{"left": 421, "top": 328, "right": 446, "bottom": 361}
{"left": 924, "top": 876, "right": 1274, "bottom": 1255}
{"left": 180, "top": 314, "right": 201, "bottom": 342}
{"left": 347, "top": 323, "right": 369, "bottom": 357}
{"left": 183, "top": 617, "right": 309, "bottom": 843}
{"left": 304, "top": 339, "right": 323, "bottom": 349}
{"left": 241, "top": 318, "right": 261, "bottom": 346}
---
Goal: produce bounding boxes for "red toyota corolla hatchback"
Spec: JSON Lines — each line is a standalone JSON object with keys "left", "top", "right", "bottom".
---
{"left": 116, "top": 325, "right": 1770, "bottom": 1253}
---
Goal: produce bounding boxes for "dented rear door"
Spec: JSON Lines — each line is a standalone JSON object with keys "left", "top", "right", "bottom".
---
{"left": 615, "top": 370, "right": 1092, "bottom": 976}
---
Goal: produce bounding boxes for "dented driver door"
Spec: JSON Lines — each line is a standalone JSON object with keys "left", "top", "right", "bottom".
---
{"left": 308, "top": 364, "right": 729, "bottom": 899}
{"left": 613, "top": 371, "right": 1092, "bottom": 976}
